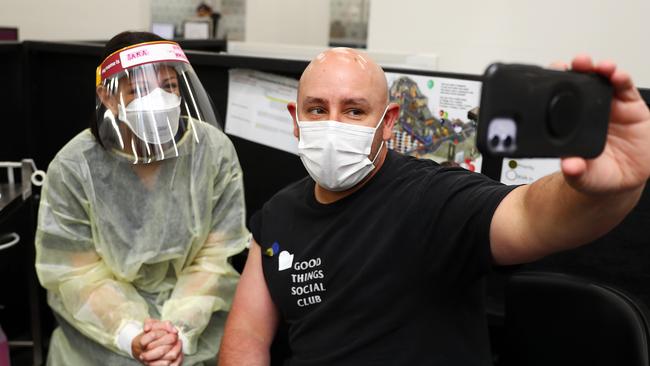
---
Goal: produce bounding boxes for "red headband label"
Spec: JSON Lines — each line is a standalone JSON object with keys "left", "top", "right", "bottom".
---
{"left": 97, "top": 41, "right": 189, "bottom": 84}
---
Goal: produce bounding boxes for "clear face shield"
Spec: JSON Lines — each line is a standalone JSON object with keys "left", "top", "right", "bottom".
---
{"left": 95, "top": 41, "right": 221, "bottom": 164}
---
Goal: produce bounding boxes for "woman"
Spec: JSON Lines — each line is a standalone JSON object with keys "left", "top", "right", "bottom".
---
{"left": 35, "top": 31, "right": 249, "bottom": 365}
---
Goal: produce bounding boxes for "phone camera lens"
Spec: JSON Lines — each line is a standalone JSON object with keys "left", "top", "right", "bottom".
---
{"left": 548, "top": 90, "right": 579, "bottom": 138}
{"left": 490, "top": 135, "right": 500, "bottom": 148}
{"left": 503, "top": 135, "right": 513, "bottom": 148}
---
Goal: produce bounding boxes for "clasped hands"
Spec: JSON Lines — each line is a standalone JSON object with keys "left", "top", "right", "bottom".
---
{"left": 132, "top": 319, "right": 184, "bottom": 366}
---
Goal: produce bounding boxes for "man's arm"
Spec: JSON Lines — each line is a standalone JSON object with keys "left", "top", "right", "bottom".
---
{"left": 219, "top": 241, "right": 280, "bottom": 366}
{"left": 491, "top": 55, "right": 650, "bottom": 266}
{"left": 491, "top": 172, "right": 644, "bottom": 265}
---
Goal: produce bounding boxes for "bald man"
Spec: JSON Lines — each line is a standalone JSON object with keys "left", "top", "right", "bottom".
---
{"left": 219, "top": 49, "right": 650, "bottom": 365}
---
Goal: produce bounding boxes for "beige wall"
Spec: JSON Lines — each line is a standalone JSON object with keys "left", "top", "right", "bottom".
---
{"left": 368, "top": 0, "right": 650, "bottom": 87}
{"left": 0, "top": 0, "right": 151, "bottom": 41}
{"left": 2, "top": 0, "right": 648, "bottom": 87}
{"left": 245, "top": 0, "right": 330, "bottom": 46}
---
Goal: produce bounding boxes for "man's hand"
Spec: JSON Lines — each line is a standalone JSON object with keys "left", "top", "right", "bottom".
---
{"left": 561, "top": 55, "right": 650, "bottom": 194}
{"left": 491, "top": 56, "right": 650, "bottom": 266}
{"left": 132, "top": 319, "right": 184, "bottom": 366}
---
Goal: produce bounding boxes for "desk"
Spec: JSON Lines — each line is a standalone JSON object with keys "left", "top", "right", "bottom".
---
{"left": 0, "top": 182, "right": 42, "bottom": 366}
{"left": 0, "top": 183, "right": 26, "bottom": 224}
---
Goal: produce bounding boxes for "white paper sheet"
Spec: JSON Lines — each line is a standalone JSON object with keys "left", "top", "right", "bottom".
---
{"left": 225, "top": 69, "right": 299, "bottom": 154}
{"left": 500, "top": 158, "right": 561, "bottom": 185}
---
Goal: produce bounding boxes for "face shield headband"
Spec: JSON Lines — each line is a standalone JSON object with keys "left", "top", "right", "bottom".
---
{"left": 96, "top": 41, "right": 190, "bottom": 87}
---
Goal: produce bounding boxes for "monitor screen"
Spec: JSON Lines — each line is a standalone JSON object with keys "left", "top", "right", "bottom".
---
{"left": 183, "top": 21, "right": 211, "bottom": 40}
{"left": 0, "top": 27, "right": 18, "bottom": 41}
{"left": 151, "top": 23, "right": 175, "bottom": 40}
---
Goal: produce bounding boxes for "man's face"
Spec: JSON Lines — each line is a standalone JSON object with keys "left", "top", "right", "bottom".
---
{"left": 295, "top": 53, "right": 388, "bottom": 129}
{"left": 290, "top": 49, "right": 397, "bottom": 160}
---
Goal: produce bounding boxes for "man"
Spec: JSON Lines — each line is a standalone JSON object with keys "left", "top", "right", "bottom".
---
{"left": 219, "top": 48, "right": 650, "bottom": 365}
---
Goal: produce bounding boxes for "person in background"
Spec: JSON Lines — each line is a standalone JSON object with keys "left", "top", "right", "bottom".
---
{"left": 196, "top": 2, "right": 221, "bottom": 38}
{"left": 218, "top": 48, "right": 650, "bottom": 365}
{"left": 35, "top": 31, "right": 249, "bottom": 365}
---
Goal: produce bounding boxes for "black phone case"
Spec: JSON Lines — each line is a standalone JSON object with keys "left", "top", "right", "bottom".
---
{"left": 477, "top": 63, "right": 612, "bottom": 158}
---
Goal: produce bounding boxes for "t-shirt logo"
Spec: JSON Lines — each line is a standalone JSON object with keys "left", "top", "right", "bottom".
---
{"left": 278, "top": 250, "right": 294, "bottom": 271}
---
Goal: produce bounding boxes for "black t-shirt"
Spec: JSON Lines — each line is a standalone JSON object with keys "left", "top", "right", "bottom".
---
{"left": 250, "top": 150, "right": 516, "bottom": 366}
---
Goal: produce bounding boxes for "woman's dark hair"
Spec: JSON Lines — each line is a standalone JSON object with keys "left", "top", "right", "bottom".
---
{"left": 92, "top": 31, "right": 166, "bottom": 144}
{"left": 100, "top": 31, "right": 165, "bottom": 61}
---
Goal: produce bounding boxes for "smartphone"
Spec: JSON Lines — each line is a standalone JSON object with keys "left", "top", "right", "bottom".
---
{"left": 477, "top": 63, "right": 613, "bottom": 158}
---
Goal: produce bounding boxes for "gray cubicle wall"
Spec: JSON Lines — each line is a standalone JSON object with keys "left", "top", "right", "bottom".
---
{"left": 17, "top": 41, "right": 501, "bottom": 218}
{"left": 0, "top": 42, "right": 27, "bottom": 162}
{"left": 2, "top": 40, "right": 650, "bottom": 364}
{"left": 12, "top": 41, "right": 650, "bottom": 300}
{"left": 0, "top": 41, "right": 42, "bottom": 364}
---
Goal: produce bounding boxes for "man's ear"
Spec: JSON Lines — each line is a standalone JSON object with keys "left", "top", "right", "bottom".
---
{"left": 382, "top": 102, "right": 400, "bottom": 140}
{"left": 287, "top": 102, "right": 299, "bottom": 139}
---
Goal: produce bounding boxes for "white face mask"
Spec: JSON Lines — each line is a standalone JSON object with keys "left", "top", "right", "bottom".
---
{"left": 118, "top": 88, "right": 182, "bottom": 144}
{"left": 296, "top": 105, "right": 388, "bottom": 192}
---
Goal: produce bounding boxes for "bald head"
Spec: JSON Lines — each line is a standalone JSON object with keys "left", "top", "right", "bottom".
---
{"left": 300, "top": 48, "right": 388, "bottom": 100}
{"left": 297, "top": 48, "right": 389, "bottom": 118}
{"left": 288, "top": 48, "right": 400, "bottom": 197}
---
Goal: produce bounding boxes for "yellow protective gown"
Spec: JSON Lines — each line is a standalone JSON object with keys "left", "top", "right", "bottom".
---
{"left": 35, "top": 122, "right": 249, "bottom": 365}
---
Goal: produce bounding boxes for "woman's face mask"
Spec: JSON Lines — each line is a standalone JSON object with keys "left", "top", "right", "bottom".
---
{"left": 118, "top": 87, "right": 181, "bottom": 144}
{"left": 296, "top": 105, "right": 388, "bottom": 192}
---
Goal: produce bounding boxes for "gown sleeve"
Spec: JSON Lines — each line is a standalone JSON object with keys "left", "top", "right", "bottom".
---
{"left": 161, "top": 138, "right": 250, "bottom": 354}
{"left": 35, "top": 156, "right": 151, "bottom": 357}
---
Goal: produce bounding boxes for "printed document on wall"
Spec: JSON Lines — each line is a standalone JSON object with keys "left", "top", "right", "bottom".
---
{"left": 225, "top": 69, "right": 299, "bottom": 154}
{"left": 385, "top": 72, "right": 482, "bottom": 172}
{"left": 500, "top": 158, "right": 561, "bottom": 185}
